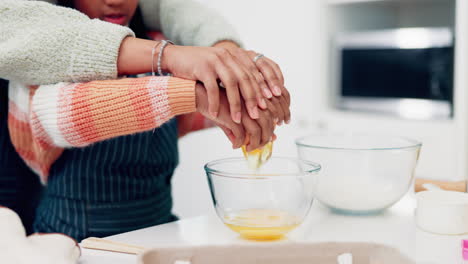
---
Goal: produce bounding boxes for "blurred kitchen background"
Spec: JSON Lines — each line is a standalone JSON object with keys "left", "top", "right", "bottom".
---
{"left": 172, "top": 0, "right": 468, "bottom": 219}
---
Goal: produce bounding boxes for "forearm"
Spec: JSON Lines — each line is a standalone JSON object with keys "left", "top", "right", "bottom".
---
{"left": 0, "top": 0, "right": 133, "bottom": 84}
{"left": 117, "top": 38, "right": 241, "bottom": 76}
{"left": 30, "top": 76, "right": 196, "bottom": 147}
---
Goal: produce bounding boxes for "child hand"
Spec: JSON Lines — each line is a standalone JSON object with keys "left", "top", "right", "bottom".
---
{"left": 195, "top": 83, "right": 245, "bottom": 148}
{"left": 195, "top": 83, "right": 276, "bottom": 151}
{"left": 263, "top": 86, "right": 291, "bottom": 126}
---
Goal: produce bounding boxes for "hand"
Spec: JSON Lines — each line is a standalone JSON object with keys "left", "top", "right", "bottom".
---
{"left": 195, "top": 83, "right": 275, "bottom": 151}
{"left": 241, "top": 100, "right": 276, "bottom": 152}
{"left": 195, "top": 83, "right": 245, "bottom": 148}
{"left": 265, "top": 86, "right": 291, "bottom": 125}
{"left": 213, "top": 41, "right": 291, "bottom": 125}
{"left": 164, "top": 45, "right": 266, "bottom": 124}
{"left": 116, "top": 38, "right": 290, "bottom": 124}
{"left": 213, "top": 41, "right": 284, "bottom": 97}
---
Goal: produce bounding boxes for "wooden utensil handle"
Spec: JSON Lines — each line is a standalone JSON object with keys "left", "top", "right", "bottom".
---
{"left": 415, "top": 178, "right": 467, "bottom": 193}
{"left": 80, "top": 237, "right": 147, "bottom": 255}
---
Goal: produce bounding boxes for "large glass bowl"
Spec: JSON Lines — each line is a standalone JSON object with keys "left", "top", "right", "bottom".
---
{"left": 296, "top": 133, "right": 421, "bottom": 215}
{"left": 204, "top": 157, "right": 321, "bottom": 240}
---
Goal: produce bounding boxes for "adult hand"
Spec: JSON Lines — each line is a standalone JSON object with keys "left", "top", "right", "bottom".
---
{"left": 117, "top": 38, "right": 290, "bottom": 124}
{"left": 195, "top": 83, "right": 275, "bottom": 151}
{"left": 164, "top": 45, "right": 266, "bottom": 125}
{"left": 213, "top": 41, "right": 291, "bottom": 125}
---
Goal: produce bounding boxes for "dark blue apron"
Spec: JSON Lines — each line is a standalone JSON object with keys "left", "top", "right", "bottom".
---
{"left": 0, "top": 79, "right": 43, "bottom": 234}
{"left": 34, "top": 119, "right": 179, "bottom": 241}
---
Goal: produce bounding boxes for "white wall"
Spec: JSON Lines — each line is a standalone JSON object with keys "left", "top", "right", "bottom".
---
{"left": 172, "top": 0, "right": 464, "bottom": 219}
{"left": 172, "top": 0, "right": 327, "bottom": 219}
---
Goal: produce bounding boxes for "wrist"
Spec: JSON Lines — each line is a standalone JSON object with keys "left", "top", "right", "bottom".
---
{"left": 161, "top": 44, "right": 176, "bottom": 74}
{"left": 117, "top": 37, "right": 156, "bottom": 75}
{"left": 212, "top": 40, "right": 240, "bottom": 50}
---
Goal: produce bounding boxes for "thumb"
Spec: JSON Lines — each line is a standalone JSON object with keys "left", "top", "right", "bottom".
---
{"left": 218, "top": 125, "right": 236, "bottom": 148}
{"left": 218, "top": 123, "right": 245, "bottom": 149}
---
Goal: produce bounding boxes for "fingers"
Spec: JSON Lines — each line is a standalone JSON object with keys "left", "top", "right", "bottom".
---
{"left": 201, "top": 77, "right": 220, "bottom": 118}
{"left": 267, "top": 96, "right": 285, "bottom": 125}
{"left": 214, "top": 60, "right": 242, "bottom": 124}
{"left": 265, "top": 97, "right": 280, "bottom": 124}
{"left": 214, "top": 89, "right": 246, "bottom": 148}
{"left": 242, "top": 108, "right": 275, "bottom": 152}
{"left": 281, "top": 87, "right": 291, "bottom": 124}
{"left": 255, "top": 72, "right": 273, "bottom": 100}
{"left": 277, "top": 93, "right": 290, "bottom": 125}
{"left": 256, "top": 59, "right": 282, "bottom": 97}
{"left": 242, "top": 115, "right": 261, "bottom": 152}
{"left": 230, "top": 122, "right": 245, "bottom": 149}
{"left": 231, "top": 49, "right": 269, "bottom": 107}
{"left": 214, "top": 47, "right": 267, "bottom": 122}
{"left": 264, "top": 57, "right": 285, "bottom": 86}
{"left": 255, "top": 109, "right": 274, "bottom": 147}
{"left": 282, "top": 86, "right": 291, "bottom": 107}
{"left": 248, "top": 50, "right": 283, "bottom": 97}
{"left": 222, "top": 52, "right": 262, "bottom": 120}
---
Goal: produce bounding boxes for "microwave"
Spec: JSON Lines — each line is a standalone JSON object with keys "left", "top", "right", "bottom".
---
{"left": 332, "top": 28, "right": 454, "bottom": 120}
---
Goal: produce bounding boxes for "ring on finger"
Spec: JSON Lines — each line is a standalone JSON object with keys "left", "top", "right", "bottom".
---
{"left": 253, "top": 53, "right": 265, "bottom": 63}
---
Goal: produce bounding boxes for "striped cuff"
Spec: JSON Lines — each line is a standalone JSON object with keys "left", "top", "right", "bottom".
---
{"left": 167, "top": 78, "right": 197, "bottom": 116}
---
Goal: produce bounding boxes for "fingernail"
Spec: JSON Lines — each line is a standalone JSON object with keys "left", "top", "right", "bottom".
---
{"left": 263, "top": 88, "right": 273, "bottom": 99}
{"left": 274, "top": 118, "right": 279, "bottom": 123}
{"left": 211, "top": 111, "right": 218, "bottom": 118}
{"left": 233, "top": 112, "right": 241, "bottom": 124}
{"left": 278, "top": 120, "right": 283, "bottom": 126}
{"left": 250, "top": 106, "right": 259, "bottom": 119}
{"left": 286, "top": 118, "right": 291, "bottom": 124}
{"left": 273, "top": 86, "right": 282, "bottom": 96}
{"left": 258, "top": 98, "right": 267, "bottom": 109}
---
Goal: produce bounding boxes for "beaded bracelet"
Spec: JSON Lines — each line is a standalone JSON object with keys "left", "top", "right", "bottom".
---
{"left": 158, "top": 40, "right": 174, "bottom": 76}
{"left": 151, "top": 41, "right": 162, "bottom": 76}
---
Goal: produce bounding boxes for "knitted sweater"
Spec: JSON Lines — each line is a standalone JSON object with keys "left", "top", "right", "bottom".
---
{"left": 0, "top": 0, "right": 241, "bottom": 85}
{"left": 1, "top": 0, "right": 236, "bottom": 182}
{"left": 8, "top": 77, "right": 212, "bottom": 183}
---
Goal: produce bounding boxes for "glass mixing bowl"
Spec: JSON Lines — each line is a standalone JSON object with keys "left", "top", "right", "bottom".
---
{"left": 204, "top": 157, "right": 321, "bottom": 240}
{"left": 296, "top": 133, "right": 422, "bottom": 215}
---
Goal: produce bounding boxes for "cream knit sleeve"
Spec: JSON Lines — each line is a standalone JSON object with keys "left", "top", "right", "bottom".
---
{"left": 0, "top": 0, "right": 134, "bottom": 85}
{"left": 139, "top": 0, "right": 243, "bottom": 47}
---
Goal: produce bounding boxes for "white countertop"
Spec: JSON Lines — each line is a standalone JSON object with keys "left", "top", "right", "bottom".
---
{"left": 79, "top": 194, "right": 467, "bottom": 264}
